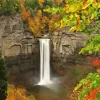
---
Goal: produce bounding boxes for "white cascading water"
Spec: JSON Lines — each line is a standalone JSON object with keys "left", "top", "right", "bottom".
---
{"left": 38, "top": 39, "right": 52, "bottom": 85}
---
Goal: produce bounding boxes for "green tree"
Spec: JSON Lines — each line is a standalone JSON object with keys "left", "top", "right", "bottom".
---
{"left": 45, "top": 0, "right": 100, "bottom": 54}
{"left": 45, "top": 0, "right": 100, "bottom": 32}
{"left": 0, "top": 52, "right": 7, "bottom": 100}
{"left": 20, "top": 0, "right": 64, "bottom": 37}
{"left": 20, "top": 0, "right": 100, "bottom": 54}
{"left": 0, "top": 0, "right": 20, "bottom": 15}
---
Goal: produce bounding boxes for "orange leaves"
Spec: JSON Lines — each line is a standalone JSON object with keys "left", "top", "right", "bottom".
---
{"left": 76, "top": 16, "right": 80, "bottom": 27}
{"left": 6, "top": 85, "right": 35, "bottom": 100}
{"left": 28, "top": 17, "right": 41, "bottom": 37}
{"left": 85, "top": 86, "right": 100, "bottom": 100}
{"left": 20, "top": 0, "right": 62, "bottom": 37}
{"left": 93, "top": 0, "right": 97, "bottom": 4}
{"left": 7, "top": 85, "right": 27, "bottom": 100}
{"left": 28, "top": 18, "right": 34, "bottom": 27}
{"left": 22, "top": 10, "right": 30, "bottom": 20}
{"left": 38, "top": 0, "right": 44, "bottom": 6}
{"left": 82, "top": 0, "right": 87, "bottom": 6}
{"left": 86, "top": 89, "right": 97, "bottom": 100}
{"left": 20, "top": 0, "right": 42, "bottom": 36}
{"left": 20, "top": 0, "right": 30, "bottom": 20}
{"left": 37, "top": 10, "right": 42, "bottom": 17}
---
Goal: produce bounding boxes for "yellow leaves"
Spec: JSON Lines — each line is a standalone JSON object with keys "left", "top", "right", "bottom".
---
{"left": 98, "top": 3, "right": 100, "bottom": 8}
{"left": 38, "top": 0, "right": 44, "bottom": 6}
{"left": 69, "top": 26, "right": 77, "bottom": 32}
{"left": 90, "top": 14, "right": 94, "bottom": 20}
{"left": 64, "top": 4, "right": 69, "bottom": 11}
{"left": 82, "top": 5, "right": 89, "bottom": 9}
{"left": 59, "top": 19, "right": 68, "bottom": 28}
{"left": 69, "top": 5, "right": 76, "bottom": 12}
{"left": 42, "top": 16, "right": 48, "bottom": 23}
{"left": 60, "top": 20, "right": 64, "bottom": 28}
{"left": 75, "top": 14, "right": 79, "bottom": 18}
{"left": 87, "top": 18, "right": 91, "bottom": 24}
{"left": 68, "top": 3, "right": 81, "bottom": 13}
{"left": 37, "top": 10, "right": 42, "bottom": 17}
{"left": 65, "top": 0, "right": 68, "bottom": 3}
{"left": 83, "top": 10, "right": 88, "bottom": 15}
{"left": 43, "top": 8, "right": 51, "bottom": 12}
{"left": 34, "top": 16, "right": 40, "bottom": 23}
{"left": 29, "top": 26, "right": 39, "bottom": 37}
{"left": 73, "top": 86, "right": 79, "bottom": 92}
{"left": 69, "top": 15, "right": 73, "bottom": 20}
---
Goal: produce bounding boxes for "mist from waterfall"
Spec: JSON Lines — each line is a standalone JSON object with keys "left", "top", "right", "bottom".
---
{"left": 38, "top": 39, "right": 52, "bottom": 85}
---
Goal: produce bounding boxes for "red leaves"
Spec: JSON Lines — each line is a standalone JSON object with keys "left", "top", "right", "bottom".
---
{"left": 86, "top": 89, "right": 98, "bottom": 100}
{"left": 87, "top": 56, "right": 92, "bottom": 59}
{"left": 92, "top": 59, "right": 100, "bottom": 67}
{"left": 86, "top": 86, "right": 100, "bottom": 100}
{"left": 87, "top": 56, "right": 100, "bottom": 67}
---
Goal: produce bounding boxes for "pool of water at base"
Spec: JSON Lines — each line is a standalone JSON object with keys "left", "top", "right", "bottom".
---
{"left": 27, "top": 83, "right": 68, "bottom": 100}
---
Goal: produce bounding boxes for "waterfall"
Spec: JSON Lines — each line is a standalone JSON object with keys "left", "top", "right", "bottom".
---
{"left": 39, "top": 39, "right": 52, "bottom": 85}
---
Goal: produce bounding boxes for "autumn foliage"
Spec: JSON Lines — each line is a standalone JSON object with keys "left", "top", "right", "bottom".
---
{"left": 71, "top": 73, "right": 100, "bottom": 100}
{"left": 92, "top": 59, "right": 100, "bottom": 67}
{"left": 38, "top": 0, "right": 44, "bottom": 6}
{"left": 87, "top": 55, "right": 100, "bottom": 67}
{"left": 6, "top": 85, "right": 35, "bottom": 100}
{"left": 85, "top": 85, "right": 100, "bottom": 100}
{"left": 20, "top": 0, "right": 62, "bottom": 37}
{"left": 46, "top": 0, "right": 100, "bottom": 32}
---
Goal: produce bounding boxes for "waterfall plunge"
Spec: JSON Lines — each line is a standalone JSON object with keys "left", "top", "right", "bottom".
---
{"left": 38, "top": 39, "right": 52, "bottom": 85}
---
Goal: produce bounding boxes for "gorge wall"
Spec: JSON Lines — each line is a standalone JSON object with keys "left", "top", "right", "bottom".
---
{"left": 0, "top": 15, "right": 89, "bottom": 60}
{"left": 0, "top": 15, "right": 92, "bottom": 86}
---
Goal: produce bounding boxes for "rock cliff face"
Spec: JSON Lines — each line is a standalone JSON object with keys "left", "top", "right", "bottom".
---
{"left": 0, "top": 15, "right": 91, "bottom": 86}
{"left": 51, "top": 29, "right": 89, "bottom": 62}
{"left": 0, "top": 15, "right": 39, "bottom": 57}
{"left": 0, "top": 15, "right": 89, "bottom": 61}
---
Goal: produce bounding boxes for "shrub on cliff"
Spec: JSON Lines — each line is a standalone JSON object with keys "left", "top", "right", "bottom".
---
{"left": 0, "top": 0, "right": 20, "bottom": 15}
